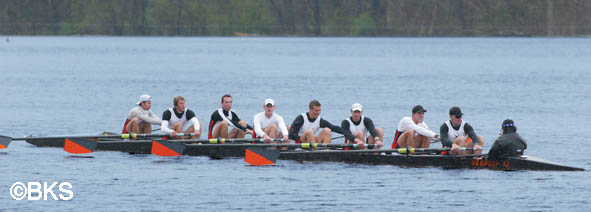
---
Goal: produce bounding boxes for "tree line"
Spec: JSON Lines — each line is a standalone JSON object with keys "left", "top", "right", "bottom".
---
{"left": 1, "top": 0, "right": 590, "bottom": 36}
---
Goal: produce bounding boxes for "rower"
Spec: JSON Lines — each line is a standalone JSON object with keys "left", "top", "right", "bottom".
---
{"left": 252, "top": 98, "right": 289, "bottom": 143}
{"left": 488, "top": 119, "right": 527, "bottom": 160}
{"left": 160, "top": 96, "right": 201, "bottom": 139}
{"left": 208, "top": 94, "right": 253, "bottom": 139}
{"left": 288, "top": 100, "right": 343, "bottom": 144}
{"left": 341, "top": 103, "right": 383, "bottom": 149}
{"left": 122, "top": 94, "right": 162, "bottom": 134}
{"left": 439, "top": 106, "right": 484, "bottom": 155}
{"left": 392, "top": 105, "right": 439, "bottom": 149}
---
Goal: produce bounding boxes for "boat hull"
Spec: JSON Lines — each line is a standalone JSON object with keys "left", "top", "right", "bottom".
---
{"left": 25, "top": 138, "right": 584, "bottom": 171}
{"left": 278, "top": 151, "right": 584, "bottom": 171}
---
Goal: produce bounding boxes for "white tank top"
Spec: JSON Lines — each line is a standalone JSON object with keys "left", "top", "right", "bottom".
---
{"left": 167, "top": 108, "right": 187, "bottom": 128}
{"left": 298, "top": 113, "right": 321, "bottom": 136}
{"left": 346, "top": 116, "right": 368, "bottom": 140}
{"left": 445, "top": 120, "right": 466, "bottom": 140}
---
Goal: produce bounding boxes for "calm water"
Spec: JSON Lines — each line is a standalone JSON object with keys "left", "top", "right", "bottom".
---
{"left": 1, "top": 36, "right": 590, "bottom": 211}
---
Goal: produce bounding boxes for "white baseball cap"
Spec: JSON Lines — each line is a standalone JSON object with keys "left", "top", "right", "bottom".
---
{"left": 264, "top": 98, "right": 275, "bottom": 106}
{"left": 137, "top": 94, "right": 152, "bottom": 105}
{"left": 351, "top": 103, "right": 363, "bottom": 112}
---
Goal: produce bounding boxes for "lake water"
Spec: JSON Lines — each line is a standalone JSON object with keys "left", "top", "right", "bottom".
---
{"left": 1, "top": 36, "right": 590, "bottom": 211}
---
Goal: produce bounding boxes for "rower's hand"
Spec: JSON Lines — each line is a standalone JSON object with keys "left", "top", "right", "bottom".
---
{"left": 375, "top": 138, "right": 383, "bottom": 149}
{"left": 170, "top": 131, "right": 178, "bottom": 137}
{"left": 451, "top": 143, "right": 461, "bottom": 153}
{"left": 263, "top": 134, "right": 272, "bottom": 142}
{"left": 434, "top": 135, "right": 440, "bottom": 140}
{"left": 245, "top": 129, "right": 253, "bottom": 134}
{"left": 474, "top": 144, "right": 483, "bottom": 150}
{"left": 283, "top": 135, "right": 290, "bottom": 143}
{"left": 354, "top": 138, "right": 365, "bottom": 149}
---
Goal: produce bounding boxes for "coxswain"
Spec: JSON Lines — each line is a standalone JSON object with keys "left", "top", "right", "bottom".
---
{"left": 487, "top": 119, "right": 527, "bottom": 160}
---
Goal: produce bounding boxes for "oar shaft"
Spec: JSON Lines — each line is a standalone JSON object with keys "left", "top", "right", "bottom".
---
{"left": 185, "top": 143, "right": 377, "bottom": 149}
{"left": 310, "top": 147, "right": 475, "bottom": 154}
{"left": 12, "top": 133, "right": 169, "bottom": 141}
{"left": 168, "top": 138, "right": 286, "bottom": 144}
{"left": 96, "top": 138, "right": 287, "bottom": 144}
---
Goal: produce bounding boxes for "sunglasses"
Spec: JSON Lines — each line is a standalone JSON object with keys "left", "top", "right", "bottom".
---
{"left": 454, "top": 115, "right": 462, "bottom": 118}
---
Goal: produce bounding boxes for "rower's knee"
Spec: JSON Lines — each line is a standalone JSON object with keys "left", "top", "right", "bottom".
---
{"left": 402, "top": 129, "right": 415, "bottom": 137}
{"left": 238, "top": 120, "right": 247, "bottom": 128}
{"left": 266, "top": 124, "right": 277, "bottom": 132}
{"left": 130, "top": 117, "right": 140, "bottom": 125}
{"left": 376, "top": 128, "right": 384, "bottom": 136}
{"left": 172, "top": 122, "right": 183, "bottom": 130}
{"left": 454, "top": 136, "right": 466, "bottom": 145}
{"left": 321, "top": 127, "right": 331, "bottom": 134}
{"left": 477, "top": 136, "right": 485, "bottom": 146}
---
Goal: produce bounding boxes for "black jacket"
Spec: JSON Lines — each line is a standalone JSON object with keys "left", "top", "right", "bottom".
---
{"left": 488, "top": 131, "right": 527, "bottom": 160}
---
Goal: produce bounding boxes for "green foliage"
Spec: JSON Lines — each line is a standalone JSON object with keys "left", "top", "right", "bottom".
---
{"left": 351, "top": 13, "right": 376, "bottom": 36}
{"left": 1, "top": 0, "right": 590, "bottom": 36}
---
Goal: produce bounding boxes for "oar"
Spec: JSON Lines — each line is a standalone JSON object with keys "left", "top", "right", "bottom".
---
{"left": 244, "top": 147, "right": 475, "bottom": 166}
{"left": 0, "top": 135, "right": 12, "bottom": 149}
{"left": 185, "top": 143, "right": 378, "bottom": 149}
{"left": 151, "top": 142, "right": 377, "bottom": 158}
{"left": 331, "top": 135, "right": 345, "bottom": 140}
{"left": 63, "top": 137, "right": 289, "bottom": 154}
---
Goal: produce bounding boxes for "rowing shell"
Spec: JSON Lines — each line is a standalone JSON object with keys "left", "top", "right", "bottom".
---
{"left": 277, "top": 150, "right": 584, "bottom": 171}
{"left": 24, "top": 137, "right": 583, "bottom": 171}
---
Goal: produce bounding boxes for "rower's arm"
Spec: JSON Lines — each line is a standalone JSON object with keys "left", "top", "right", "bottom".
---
{"left": 363, "top": 117, "right": 379, "bottom": 138}
{"left": 230, "top": 111, "right": 252, "bottom": 131}
{"left": 340, "top": 120, "right": 356, "bottom": 142}
{"left": 288, "top": 115, "right": 304, "bottom": 141}
{"left": 145, "top": 112, "right": 163, "bottom": 125}
{"left": 487, "top": 139, "right": 501, "bottom": 159}
{"left": 320, "top": 119, "right": 344, "bottom": 134}
{"left": 186, "top": 110, "right": 200, "bottom": 131}
{"left": 439, "top": 123, "right": 452, "bottom": 147}
{"left": 463, "top": 123, "right": 479, "bottom": 145}
{"left": 518, "top": 134, "right": 527, "bottom": 150}
{"left": 402, "top": 118, "right": 435, "bottom": 138}
{"left": 276, "top": 115, "right": 289, "bottom": 137}
{"left": 129, "top": 108, "right": 162, "bottom": 125}
{"left": 160, "top": 110, "right": 174, "bottom": 134}
{"left": 253, "top": 114, "right": 265, "bottom": 137}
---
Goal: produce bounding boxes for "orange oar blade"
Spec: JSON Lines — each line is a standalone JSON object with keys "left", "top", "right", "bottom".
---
{"left": 64, "top": 138, "right": 97, "bottom": 154}
{"left": 151, "top": 140, "right": 185, "bottom": 157}
{"left": 244, "top": 148, "right": 280, "bottom": 166}
{"left": 0, "top": 136, "right": 11, "bottom": 149}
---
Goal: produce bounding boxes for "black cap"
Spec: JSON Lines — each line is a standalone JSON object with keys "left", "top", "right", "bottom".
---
{"left": 449, "top": 106, "right": 463, "bottom": 117}
{"left": 412, "top": 105, "right": 427, "bottom": 113}
{"left": 502, "top": 119, "right": 515, "bottom": 128}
